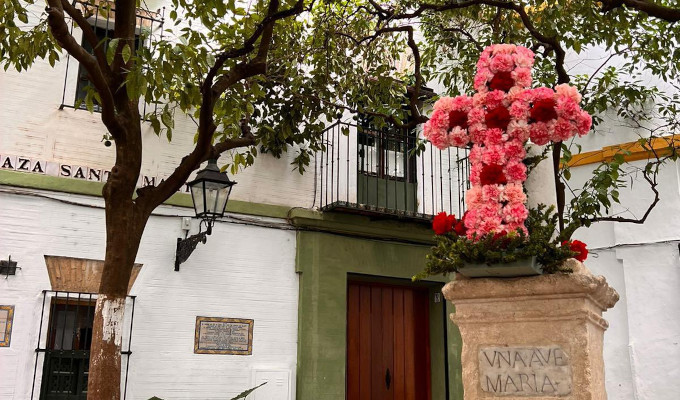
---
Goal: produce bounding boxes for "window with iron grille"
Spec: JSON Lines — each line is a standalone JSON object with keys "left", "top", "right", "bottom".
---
{"left": 39, "top": 297, "right": 95, "bottom": 399}
{"left": 31, "top": 291, "right": 136, "bottom": 400}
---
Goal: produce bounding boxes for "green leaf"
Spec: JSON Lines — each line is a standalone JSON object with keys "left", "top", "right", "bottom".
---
{"left": 107, "top": 38, "right": 119, "bottom": 65}
{"left": 229, "top": 382, "right": 267, "bottom": 400}
{"left": 122, "top": 44, "right": 131, "bottom": 64}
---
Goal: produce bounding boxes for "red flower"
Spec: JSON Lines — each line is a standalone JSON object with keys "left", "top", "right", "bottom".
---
{"left": 454, "top": 220, "right": 467, "bottom": 236}
{"left": 433, "top": 212, "right": 456, "bottom": 235}
{"left": 489, "top": 71, "right": 514, "bottom": 92}
{"left": 448, "top": 110, "right": 469, "bottom": 129}
{"left": 530, "top": 98, "right": 558, "bottom": 123}
{"left": 492, "top": 230, "right": 511, "bottom": 248}
{"left": 485, "top": 106, "right": 511, "bottom": 130}
{"left": 480, "top": 164, "right": 508, "bottom": 186}
{"left": 562, "top": 239, "right": 589, "bottom": 262}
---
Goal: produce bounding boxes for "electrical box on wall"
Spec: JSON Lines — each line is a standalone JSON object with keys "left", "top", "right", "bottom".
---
{"left": 251, "top": 369, "right": 291, "bottom": 400}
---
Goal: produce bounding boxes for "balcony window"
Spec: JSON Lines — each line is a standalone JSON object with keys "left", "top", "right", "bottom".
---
{"left": 318, "top": 118, "right": 470, "bottom": 221}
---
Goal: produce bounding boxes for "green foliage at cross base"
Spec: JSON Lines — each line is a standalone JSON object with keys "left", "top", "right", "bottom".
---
{"left": 417, "top": 206, "right": 577, "bottom": 280}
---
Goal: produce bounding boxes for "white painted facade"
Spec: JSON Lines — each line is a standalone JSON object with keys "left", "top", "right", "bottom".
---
{"left": 1, "top": 4, "right": 679, "bottom": 400}
{"left": 0, "top": 189, "right": 299, "bottom": 400}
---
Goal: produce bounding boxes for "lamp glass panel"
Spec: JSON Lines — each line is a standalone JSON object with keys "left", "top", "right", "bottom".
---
{"left": 203, "top": 181, "right": 225, "bottom": 215}
{"left": 191, "top": 182, "right": 205, "bottom": 216}
{"left": 217, "top": 186, "right": 232, "bottom": 215}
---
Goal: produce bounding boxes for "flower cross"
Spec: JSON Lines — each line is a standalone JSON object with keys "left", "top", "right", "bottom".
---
{"left": 424, "top": 44, "right": 592, "bottom": 239}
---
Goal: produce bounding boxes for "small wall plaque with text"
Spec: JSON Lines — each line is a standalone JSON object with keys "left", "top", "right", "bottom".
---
{"left": 479, "top": 346, "right": 572, "bottom": 396}
{"left": 194, "top": 316, "right": 253, "bottom": 355}
{"left": 0, "top": 305, "right": 15, "bottom": 347}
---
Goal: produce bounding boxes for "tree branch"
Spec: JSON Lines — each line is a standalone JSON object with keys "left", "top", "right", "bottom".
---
{"left": 136, "top": 0, "right": 309, "bottom": 213}
{"left": 45, "top": 0, "right": 118, "bottom": 132}
{"left": 601, "top": 0, "right": 680, "bottom": 22}
{"left": 61, "top": 0, "right": 111, "bottom": 76}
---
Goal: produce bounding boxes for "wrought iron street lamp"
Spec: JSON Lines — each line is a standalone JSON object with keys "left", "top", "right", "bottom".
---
{"left": 175, "top": 159, "right": 236, "bottom": 271}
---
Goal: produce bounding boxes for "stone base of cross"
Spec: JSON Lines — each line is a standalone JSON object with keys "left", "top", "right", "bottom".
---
{"left": 424, "top": 44, "right": 591, "bottom": 239}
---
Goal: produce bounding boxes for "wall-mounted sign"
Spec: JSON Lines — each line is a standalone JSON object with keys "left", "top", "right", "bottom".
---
{"left": 194, "top": 316, "right": 253, "bottom": 355}
{"left": 0, "top": 305, "right": 15, "bottom": 347}
{"left": 0, "top": 153, "right": 190, "bottom": 193}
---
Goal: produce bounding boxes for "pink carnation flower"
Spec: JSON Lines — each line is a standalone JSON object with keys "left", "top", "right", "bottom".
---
{"left": 512, "top": 68, "right": 532, "bottom": 88}
{"left": 552, "top": 118, "right": 576, "bottom": 142}
{"left": 469, "top": 126, "right": 487, "bottom": 144}
{"left": 469, "top": 164, "right": 482, "bottom": 185}
{"left": 480, "top": 202, "right": 502, "bottom": 219}
{"left": 473, "top": 92, "right": 487, "bottom": 108}
{"left": 490, "top": 53, "right": 514, "bottom": 72}
{"left": 576, "top": 110, "right": 592, "bottom": 135}
{"left": 529, "top": 87, "right": 555, "bottom": 102}
{"left": 469, "top": 146, "right": 483, "bottom": 164}
{"left": 485, "top": 90, "right": 506, "bottom": 108}
{"left": 465, "top": 186, "right": 483, "bottom": 208}
{"left": 467, "top": 107, "right": 485, "bottom": 125}
{"left": 505, "top": 160, "right": 527, "bottom": 182}
{"left": 508, "top": 120, "right": 530, "bottom": 141}
{"left": 529, "top": 121, "right": 550, "bottom": 145}
{"left": 510, "top": 100, "right": 530, "bottom": 119}
{"left": 452, "top": 95, "right": 474, "bottom": 110}
{"left": 482, "top": 144, "right": 506, "bottom": 165}
{"left": 502, "top": 183, "right": 526, "bottom": 204}
{"left": 448, "top": 127, "right": 470, "bottom": 147}
{"left": 556, "top": 97, "right": 580, "bottom": 120}
{"left": 503, "top": 202, "right": 529, "bottom": 224}
{"left": 483, "top": 128, "right": 505, "bottom": 146}
{"left": 491, "top": 44, "right": 516, "bottom": 55}
{"left": 482, "top": 184, "right": 503, "bottom": 202}
{"left": 555, "top": 84, "right": 582, "bottom": 103}
{"left": 433, "top": 97, "right": 455, "bottom": 113}
{"left": 427, "top": 109, "right": 449, "bottom": 130}
{"left": 479, "top": 216, "right": 503, "bottom": 235}
{"left": 504, "top": 140, "right": 526, "bottom": 160}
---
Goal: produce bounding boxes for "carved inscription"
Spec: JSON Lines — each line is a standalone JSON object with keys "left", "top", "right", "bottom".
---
{"left": 479, "top": 346, "right": 572, "bottom": 396}
{"left": 194, "top": 316, "right": 253, "bottom": 355}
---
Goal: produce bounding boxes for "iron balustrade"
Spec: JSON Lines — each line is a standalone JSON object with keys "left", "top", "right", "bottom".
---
{"left": 317, "top": 121, "right": 470, "bottom": 221}
{"left": 31, "top": 290, "right": 136, "bottom": 400}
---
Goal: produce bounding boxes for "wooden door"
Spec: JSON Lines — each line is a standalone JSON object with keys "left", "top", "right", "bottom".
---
{"left": 347, "top": 281, "right": 431, "bottom": 400}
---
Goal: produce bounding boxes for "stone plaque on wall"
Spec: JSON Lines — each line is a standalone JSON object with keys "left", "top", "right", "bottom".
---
{"left": 479, "top": 346, "right": 572, "bottom": 396}
{"left": 194, "top": 316, "right": 253, "bottom": 355}
{"left": 0, "top": 305, "right": 15, "bottom": 347}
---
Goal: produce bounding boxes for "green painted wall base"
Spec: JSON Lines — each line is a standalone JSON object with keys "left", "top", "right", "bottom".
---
{"left": 295, "top": 230, "right": 463, "bottom": 399}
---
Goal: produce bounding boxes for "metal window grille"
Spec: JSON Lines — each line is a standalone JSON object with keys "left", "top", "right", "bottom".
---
{"left": 30, "top": 291, "right": 136, "bottom": 400}
{"left": 318, "top": 120, "right": 470, "bottom": 220}
{"left": 59, "top": 0, "right": 165, "bottom": 119}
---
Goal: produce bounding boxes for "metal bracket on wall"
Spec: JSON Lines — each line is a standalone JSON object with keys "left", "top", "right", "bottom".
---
{"left": 0, "top": 255, "right": 19, "bottom": 278}
{"left": 174, "top": 221, "right": 214, "bottom": 271}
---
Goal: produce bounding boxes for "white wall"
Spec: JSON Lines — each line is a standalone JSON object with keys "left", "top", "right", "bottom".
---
{"left": 0, "top": 2, "right": 315, "bottom": 210}
{"left": 568, "top": 154, "right": 680, "bottom": 399}
{"left": 0, "top": 189, "right": 299, "bottom": 400}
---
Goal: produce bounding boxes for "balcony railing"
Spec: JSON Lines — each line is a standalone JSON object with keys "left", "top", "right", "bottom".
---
{"left": 317, "top": 121, "right": 470, "bottom": 221}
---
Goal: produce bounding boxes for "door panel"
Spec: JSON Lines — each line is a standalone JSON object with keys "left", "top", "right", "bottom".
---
{"left": 347, "top": 282, "right": 431, "bottom": 400}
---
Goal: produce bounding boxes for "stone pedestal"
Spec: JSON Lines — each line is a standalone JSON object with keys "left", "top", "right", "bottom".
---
{"left": 442, "top": 260, "right": 619, "bottom": 399}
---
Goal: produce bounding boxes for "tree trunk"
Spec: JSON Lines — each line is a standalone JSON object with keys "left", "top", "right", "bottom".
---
{"left": 87, "top": 196, "right": 146, "bottom": 399}
{"left": 87, "top": 115, "right": 146, "bottom": 399}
